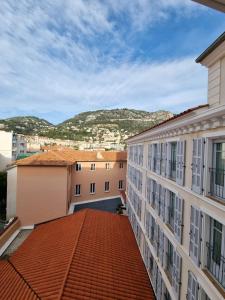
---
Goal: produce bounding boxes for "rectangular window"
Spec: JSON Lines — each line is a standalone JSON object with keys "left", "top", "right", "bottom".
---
{"left": 211, "top": 142, "right": 225, "bottom": 199}
{"left": 90, "top": 163, "right": 95, "bottom": 170}
{"left": 105, "top": 163, "right": 110, "bottom": 169}
{"left": 105, "top": 181, "right": 110, "bottom": 192}
{"left": 166, "top": 240, "right": 174, "bottom": 278}
{"left": 168, "top": 192, "right": 175, "bottom": 231}
{"left": 75, "top": 184, "right": 81, "bottom": 196}
{"left": 170, "top": 142, "right": 177, "bottom": 180}
{"left": 118, "top": 180, "right": 124, "bottom": 190}
{"left": 119, "top": 162, "right": 123, "bottom": 168}
{"left": 206, "top": 217, "right": 225, "bottom": 289}
{"left": 90, "top": 183, "right": 96, "bottom": 194}
{"left": 75, "top": 163, "right": 81, "bottom": 171}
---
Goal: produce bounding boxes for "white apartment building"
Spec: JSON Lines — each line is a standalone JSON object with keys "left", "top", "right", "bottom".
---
{"left": 0, "top": 131, "right": 27, "bottom": 171}
{"left": 126, "top": 33, "right": 225, "bottom": 300}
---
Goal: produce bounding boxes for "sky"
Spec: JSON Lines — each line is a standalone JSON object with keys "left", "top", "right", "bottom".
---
{"left": 0, "top": 0, "right": 224, "bottom": 124}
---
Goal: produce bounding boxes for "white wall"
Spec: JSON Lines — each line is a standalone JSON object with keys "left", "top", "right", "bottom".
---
{"left": 7, "top": 166, "right": 17, "bottom": 219}
{"left": 0, "top": 131, "right": 13, "bottom": 171}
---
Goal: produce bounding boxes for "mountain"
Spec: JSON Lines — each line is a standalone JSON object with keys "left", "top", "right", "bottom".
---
{"left": 0, "top": 116, "right": 54, "bottom": 135}
{"left": 0, "top": 109, "right": 173, "bottom": 144}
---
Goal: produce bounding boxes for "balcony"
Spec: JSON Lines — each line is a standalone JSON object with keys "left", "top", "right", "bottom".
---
{"left": 206, "top": 242, "right": 225, "bottom": 289}
{"left": 167, "top": 159, "right": 176, "bottom": 181}
{"left": 209, "top": 168, "right": 225, "bottom": 200}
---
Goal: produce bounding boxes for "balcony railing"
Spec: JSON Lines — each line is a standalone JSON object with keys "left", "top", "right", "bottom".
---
{"left": 209, "top": 168, "right": 225, "bottom": 200}
{"left": 167, "top": 160, "right": 176, "bottom": 181}
{"left": 167, "top": 207, "right": 175, "bottom": 231}
{"left": 206, "top": 242, "right": 225, "bottom": 289}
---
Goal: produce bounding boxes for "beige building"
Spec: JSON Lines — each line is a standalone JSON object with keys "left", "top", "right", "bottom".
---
{"left": 0, "top": 131, "right": 27, "bottom": 171}
{"left": 126, "top": 33, "right": 225, "bottom": 300}
{"left": 7, "top": 149, "right": 126, "bottom": 226}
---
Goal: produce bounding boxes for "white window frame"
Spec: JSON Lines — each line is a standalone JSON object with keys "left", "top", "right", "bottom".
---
{"left": 90, "top": 182, "right": 96, "bottom": 194}
{"left": 90, "top": 163, "right": 95, "bottom": 171}
{"left": 118, "top": 180, "right": 124, "bottom": 190}
{"left": 75, "top": 163, "right": 82, "bottom": 171}
{"left": 74, "top": 184, "right": 81, "bottom": 196}
{"left": 105, "top": 181, "right": 110, "bottom": 192}
{"left": 119, "top": 162, "right": 124, "bottom": 168}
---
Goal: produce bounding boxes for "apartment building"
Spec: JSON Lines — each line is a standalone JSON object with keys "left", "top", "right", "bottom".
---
{"left": 7, "top": 149, "right": 126, "bottom": 226}
{"left": 126, "top": 33, "right": 225, "bottom": 300}
{"left": 0, "top": 130, "right": 27, "bottom": 171}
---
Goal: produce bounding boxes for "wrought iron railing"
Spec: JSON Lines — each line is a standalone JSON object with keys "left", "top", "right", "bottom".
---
{"left": 168, "top": 159, "right": 177, "bottom": 181}
{"left": 206, "top": 242, "right": 225, "bottom": 289}
{"left": 168, "top": 207, "right": 175, "bottom": 230}
{"left": 209, "top": 168, "right": 225, "bottom": 200}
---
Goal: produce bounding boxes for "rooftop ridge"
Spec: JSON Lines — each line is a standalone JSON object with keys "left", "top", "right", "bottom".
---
{"left": 57, "top": 209, "right": 88, "bottom": 299}
{"left": 7, "top": 259, "right": 40, "bottom": 299}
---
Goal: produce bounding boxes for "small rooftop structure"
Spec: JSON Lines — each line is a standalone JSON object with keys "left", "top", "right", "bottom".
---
{"left": 0, "top": 209, "right": 155, "bottom": 299}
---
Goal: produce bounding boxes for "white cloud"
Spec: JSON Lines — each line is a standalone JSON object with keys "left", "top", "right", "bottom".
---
{"left": 0, "top": 0, "right": 206, "bottom": 123}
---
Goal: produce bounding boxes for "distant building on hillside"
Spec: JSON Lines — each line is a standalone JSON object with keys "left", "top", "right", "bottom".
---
{"left": 7, "top": 149, "right": 127, "bottom": 226}
{"left": 0, "top": 131, "right": 27, "bottom": 171}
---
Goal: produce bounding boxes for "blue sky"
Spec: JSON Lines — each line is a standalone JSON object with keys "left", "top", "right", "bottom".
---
{"left": 0, "top": 0, "right": 224, "bottom": 124}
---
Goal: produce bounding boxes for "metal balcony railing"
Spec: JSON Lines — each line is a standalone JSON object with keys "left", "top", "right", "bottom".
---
{"left": 206, "top": 242, "right": 225, "bottom": 289}
{"left": 168, "top": 207, "right": 175, "bottom": 230}
{"left": 209, "top": 168, "right": 225, "bottom": 200}
{"left": 168, "top": 159, "right": 177, "bottom": 181}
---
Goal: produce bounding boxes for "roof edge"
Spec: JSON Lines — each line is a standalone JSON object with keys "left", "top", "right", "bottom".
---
{"left": 196, "top": 31, "right": 225, "bottom": 63}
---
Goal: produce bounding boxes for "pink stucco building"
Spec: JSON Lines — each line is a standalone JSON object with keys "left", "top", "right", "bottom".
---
{"left": 6, "top": 149, "right": 127, "bottom": 226}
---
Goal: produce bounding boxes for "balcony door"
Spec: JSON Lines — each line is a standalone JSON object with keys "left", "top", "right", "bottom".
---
{"left": 208, "top": 219, "right": 225, "bottom": 287}
{"left": 212, "top": 142, "right": 225, "bottom": 199}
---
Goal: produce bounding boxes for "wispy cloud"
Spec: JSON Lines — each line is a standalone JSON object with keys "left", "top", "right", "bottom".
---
{"left": 0, "top": 0, "right": 210, "bottom": 123}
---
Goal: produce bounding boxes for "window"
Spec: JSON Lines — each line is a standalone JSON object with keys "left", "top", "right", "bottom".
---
{"left": 166, "top": 240, "right": 174, "bottom": 279}
{"left": 75, "top": 163, "right": 81, "bottom": 171}
{"left": 75, "top": 184, "right": 81, "bottom": 196}
{"left": 167, "top": 192, "right": 175, "bottom": 231}
{"left": 90, "top": 163, "right": 95, "bottom": 170}
{"left": 119, "top": 162, "right": 123, "bottom": 168}
{"left": 118, "top": 180, "right": 124, "bottom": 190}
{"left": 210, "top": 142, "right": 225, "bottom": 199}
{"left": 206, "top": 217, "right": 225, "bottom": 289}
{"left": 105, "top": 163, "right": 110, "bottom": 169}
{"left": 105, "top": 181, "right": 109, "bottom": 192}
{"left": 170, "top": 142, "right": 177, "bottom": 180}
{"left": 90, "top": 183, "right": 95, "bottom": 194}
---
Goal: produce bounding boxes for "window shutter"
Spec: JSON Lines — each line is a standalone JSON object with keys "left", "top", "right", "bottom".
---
{"left": 146, "top": 177, "right": 151, "bottom": 205}
{"left": 154, "top": 223, "right": 159, "bottom": 256}
{"left": 174, "top": 196, "right": 184, "bottom": 244}
{"left": 152, "top": 260, "right": 158, "bottom": 292}
{"left": 156, "top": 143, "right": 161, "bottom": 175}
{"left": 163, "top": 237, "right": 168, "bottom": 268}
{"left": 148, "top": 144, "right": 152, "bottom": 170}
{"left": 187, "top": 271, "right": 199, "bottom": 300}
{"left": 150, "top": 179, "right": 154, "bottom": 206}
{"left": 192, "top": 138, "right": 205, "bottom": 194}
{"left": 159, "top": 228, "right": 164, "bottom": 265}
{"left": 161, "top": 143, "right": 167, "bottom": 177}
{"left": 160, "top": 187, "right": 166, "bottom": 221}
{"left": 156, "top": 269, "right": 163, "bottom": 300}
{"left": 165, "top": 189, "right": 170, "bottom": 224}
{"left": 176, "top": 141, "right": 186, "bottom": 186}
{"left": 155, "top": 183, "right": 161, "bottom": 215}
{"left": 189, "top": 206, "right": 202, "bottom": 266}
{"left": 172, "top": 250, "right": 182, "bottom": 299}
{"left": 166, "top": 142, "right": 171, "bottom": 178}
{"left": 151, "top": 144, "right": 155, "bottom": 171}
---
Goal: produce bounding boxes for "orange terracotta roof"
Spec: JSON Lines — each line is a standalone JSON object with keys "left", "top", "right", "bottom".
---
{"left": 0, "top": 209, "right": 155, "bottom": 299}
{"left": 16, "top": 149, "right": 127, "bottom": 166}
{"left": 126, "top": 104, "right": 208, "bottom": 141}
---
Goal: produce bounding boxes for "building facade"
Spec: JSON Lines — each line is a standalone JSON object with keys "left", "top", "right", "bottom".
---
{"left": 0, "top": 131, "right": 27, "bottom": 171}
{"left": 7, "top": 150, "right": 126, "bottom": 226}
{"left": 126, "top": 34, "right": 225, "bottom": 300}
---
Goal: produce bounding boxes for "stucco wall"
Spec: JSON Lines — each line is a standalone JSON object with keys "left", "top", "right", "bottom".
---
{"left": 71, "top": 161, "right": 127, "bottom": 203}
{"left": 7, "top": 166, "right": 17, "bottom": 219}
{"left": 16, "top": 166, "right": 69, "bottom": 226}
